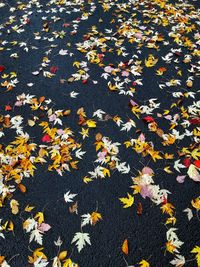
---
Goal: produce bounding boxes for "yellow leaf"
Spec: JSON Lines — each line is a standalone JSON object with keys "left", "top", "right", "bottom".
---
{"left": 148, "top": 149, "right": 162, "bottom": 162}
{"left": 70, "top": 161, "right": 79, "bottom": 169}
{"left": 191, "top": 149, "right": 200, "bottom": 160}
{"left": 83, "top": 176, "right": 92, "bottom": 184}
{"left": 10, "top": 199, "right": 19, "bottom": 215}
{"left": 95, "top": 141, "right": 103, "bottom": 151}
{"left": 91, "top": 212, "right": 102, "bottom": 225}
{"left": 160, "top": 203, "right": 175, "bottom": 216}
{"left": 79, "top": 128, "right": 89, "bottom": 139}
{"left": 73, "top": 61, "right": 80, "bottom": 68}
{"left": 191, "top": 246, "right": 200, "bottom": 267}
{"left": 131, "top": 106, "right": 141, "bottom": 118}
{"left": 33, "top": 248, "right": 47, "bottom": 259}
{"left": 191, "top": 198, "right": 200, "bottom": 210}
{"left": 164, "top": 166, "right": 173, "bottom": 174}
{"left": 119, "top": 193, "right": 134, "bottom": 208}
{"left": 164, "top": 153, "right": 174, "bottom": 159}
{"left": 7, "top": 221, "right": 14, "bottom": 231}
{"left": 166, "top": 241, "right": 176, "bottom": 254}
{"left": 63, "top": 258, "right": 73, "bottom": 267}
{"left": 145, "top": 54, "right": 158, "bottom": 67}
{"left": 34, "top": 212, "right": 44, "bottom": 225}
{"left": 10, "top": 72, "right": 17, "bottom": 78}
{"left": 1, "top": 74, "right": 9, "bottom": 79}
{"left": 103, "top": 168, "right": 110, "bottom": 177}
{"left": 139, "top": 259, "right": 150, "bottom": 267}
{"left": 25, "top": 205, "right": 35, "bottom": 212}
{"left": 108, "top": 82, "right": 118, "bottom": 91}
{"left": 86, "top": 120, "right": 96, "bottom": 128}
{"left": 58, "top": 251, "right": 68, "bottom": 260}
{"left": 165, "top": 217, "right": 176, "bottom": 225}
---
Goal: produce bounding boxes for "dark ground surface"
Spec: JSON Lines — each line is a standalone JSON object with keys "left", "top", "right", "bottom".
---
{"left": 0, "top": 0, "right": 200, "bottom": 267}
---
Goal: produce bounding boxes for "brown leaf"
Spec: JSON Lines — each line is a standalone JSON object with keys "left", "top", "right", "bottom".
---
{"left": 137, "top": 202, "right": 143, "bottom": 215}
{"left": 69, "top": 201, "right": 78, "bottom": 214}
{"left": 95, "top": 133, "right": 102, "bottom": 141}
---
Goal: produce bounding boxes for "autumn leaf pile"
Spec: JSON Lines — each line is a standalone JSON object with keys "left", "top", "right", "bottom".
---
{"left": 0, "top": 0, "right": 200, "bottom": 266}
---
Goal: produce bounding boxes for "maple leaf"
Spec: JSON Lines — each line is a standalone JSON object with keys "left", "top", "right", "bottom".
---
{"left": 103, "top": 168, "right": 110, "bottom": 177}
{"left": 64, "top": 191, "right": 77, "bottom": 203}
{"left": 174, "top": 159, "right": 185, "bottom": 172}
{"left": 81, "top": 214, "right": 91, "bottom": 227}
{"left": 79, "top": 128, "right": 89, "bottom": 139}
{"left": 148, "top": 150, "right": 162, "bottom": 162}
{"left": 91, "top": 212, "right": 102, "bottom": 225}
{"left": 161, "top": 203, "right": 175, "bottom": 216}
{"left": 30, "top": 229, "right": 43, "bottom": 245}
{"left": 119, "top": 193, "right": 134, "bottom": 208}
{"left": 139, "top": 259, "right": 150, "bottom": 267}
{"left": 191, "top": 246, "right": 200, "bottom": 267}
{"left": 170, "top": 255, "right": 185, "bottom": 267}
{"left": 71, "top": 232, "right": 91, "bottom": 252}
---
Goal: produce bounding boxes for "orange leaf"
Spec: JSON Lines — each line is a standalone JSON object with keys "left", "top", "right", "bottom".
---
{"left": 18, "top": 184, "right": 27, "bottom": 193}
{"left": 122, "top": 239, "right": 129, "bottom": 255}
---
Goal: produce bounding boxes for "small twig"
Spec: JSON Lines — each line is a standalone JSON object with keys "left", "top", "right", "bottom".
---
{"left": 8, "top": 254, "right": 20, "bottom": 263}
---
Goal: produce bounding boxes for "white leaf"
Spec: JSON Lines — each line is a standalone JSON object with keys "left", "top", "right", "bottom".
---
{"left": 32, "top": 71, "right": 40, "bottom": 75}
{"left": 81, "top": 214, "right": 91, "bottom": 227}
{"left": 71, "top": 232, "right": 91, "bottom": 252}
{"left": 70, "top": 91, "right": 79, "bottom": 98}
{"left": 170, "top": 255, "right": 185, "bottom": 266}
{"left": 27, "top": 83, "right": 34, "bottom": 87}
{"left": 1, "top": 261, "right": 11, "bottom": 267}
{"left": 34, "top": 257, "right": 49, "bottom": 267}
{"left": 59, "top": 49, "right": 68, "bottom": 55}
{"left": 54, "top": 236, "right": 63, "bottom": 247}
{"left": 174, "top": 160, "right": 185, "bottom": 173}
{"left": 64, "top": 191, "right": 77, "bottom": 203}
{"left": 187, "top": 164, "right": 200, "bottom": 182}
{"left": 183, "top": 208, "right": 193, "bottom": 221}
{"left": 75, "top": 149, "right": 86, "bottom": 159}
{"left": 30, "top": 229, "right": 43, "bottom": 245}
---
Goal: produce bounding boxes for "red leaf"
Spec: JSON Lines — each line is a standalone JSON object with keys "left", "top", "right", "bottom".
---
{"left": 82, "top": 79, "right": 87, "bottom": 84}
{"left": 42, "top": 134, "right": 51, "bottom": 143}
{"left": 50, "top": 66, "right": 58, "bottom": 74}
{"left": 194, "top": 160, "right": 200, "bottom": 168}
{"left": 189, "top": 118, "right": 200, "bottom": 125}
{"left": 5, "top": 105, "right": 12, "bottom": 111}
{"left": 0, "top": 65, "right": 5, "bottom": 72}
{"left": 183, "top": 158, "right": 191, "bottom": 168}
{"left": 162, "top": 197, "right": 168, "bottom": 204}
{"left": 143, "top": 116, "right": 155, "bottom": 123}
